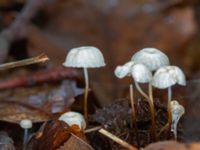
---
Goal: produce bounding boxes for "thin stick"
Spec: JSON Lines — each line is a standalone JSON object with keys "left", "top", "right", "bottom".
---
{"left": 84, "top": 126, "right": 102, "bottom": 134}
{"left": 167, "top": 87, "right": 172, "bottom": 138}
{"left": 129, "top": 84, "right": 139, "bottom": 147}
{"left": 0, "top": 53, "right": 49, "bottom": 70}
{"left": 99, "top": 129, "right": 137, "bottom": 150}
{"left": 83, "top": 68, "right": 89, "bottom": 123}
{"left": 148, "top": 83, "right": 156, "bottom": 141}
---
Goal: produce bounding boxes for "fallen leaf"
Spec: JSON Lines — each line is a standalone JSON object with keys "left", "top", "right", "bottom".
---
{"left": 27, "top": 119, "right": 91, "bottom": 150}
{"left": 57, "top": 133, "right": 94, "bottom": 150}
{"left": 0, "top": 100, "right": 50, "bottom": 123}
{"left": 27, "top": 120, "right": 70, "bottom": 150}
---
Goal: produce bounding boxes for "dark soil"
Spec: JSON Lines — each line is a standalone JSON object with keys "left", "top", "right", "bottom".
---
{"left": 87, "top": 98, "right": 183, "bottom": 150}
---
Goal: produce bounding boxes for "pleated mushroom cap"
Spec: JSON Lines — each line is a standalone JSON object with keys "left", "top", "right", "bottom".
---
{"left": 152, "top": 66, "right": 186, "bottom": 89}
{"left": 59, "top": 111, "right": 86, "bottom": 130}
{"left": 63, "top": 46, "right": 106, "bottom": 68}
{"left": 114, "top": 61, "right": 134, "bottom": 78}
{"left": 131, "top": 64, "right": 152, "bottom": 83}
{"left": 131, "top": 48, "right": 170, "bottom": 71}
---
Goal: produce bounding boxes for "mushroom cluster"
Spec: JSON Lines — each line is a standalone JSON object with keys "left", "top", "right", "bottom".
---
{"left": 114, "top": 47, "right": 186, "bottom": 140}
{"left": 62, "top": 46, "right": 186, "bottom": 142}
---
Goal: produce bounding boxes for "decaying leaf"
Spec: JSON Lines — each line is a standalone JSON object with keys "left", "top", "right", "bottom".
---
{"left": 57, "top": 134, "right": 94, "bottom": 150}
{"left": 0, "top": 100, "right": 50, "bottom": 123}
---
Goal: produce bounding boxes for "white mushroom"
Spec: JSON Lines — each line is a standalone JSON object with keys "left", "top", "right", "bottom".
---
{"left": 114, "top": 61, "right": 134, "bottom": 78}
{"left": 132, "top": 63, "right": 152, "bottom": 84}
{"left": 20, "top": 119, "right": 32, "bottom": 145}
{"left": 63, "top": 46, "right": 106, "bottom": 121}
{"left": 59, "top": 111, "right": 86, "bottom": 130}
{"left": 152, "top": 66, "right": 186, "bottom": 89}
{"left": 131, "top": 48, "right": 170, "bottom": 71}
{"left": 152, "top": 66, "right": 186, "bottom": 136}
{"left": 171, "top": 100, "right": 185, "bottom": 140}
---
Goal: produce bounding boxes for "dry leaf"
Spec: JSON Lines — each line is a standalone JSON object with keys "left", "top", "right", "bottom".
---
{"left": 57, "top": 134, "right": 94, "bottom": 150}
{"left": 0, "top": 100, "right": 50, "bottom": 123}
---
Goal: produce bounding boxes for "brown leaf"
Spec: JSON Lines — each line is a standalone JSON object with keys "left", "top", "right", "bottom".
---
{"left": 0, "top": 100, "right": 50, "bottom": 123}
{"left": 27, "top": 119, "right": 92, "bottom": 150}
{"left": 27, "top": 120, "right": 70, "bottom": 150}
{"left": 57, "top": 134, "right": 94, "bottom": 150}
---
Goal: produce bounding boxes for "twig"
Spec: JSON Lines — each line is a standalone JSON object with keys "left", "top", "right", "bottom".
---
{"left": 0, "top": 53, "right": 49, "bottom": 70}
{"left": 84, "top": 126, "right": 102, "bottom": 134}
{"left": 99, "top": 128, "right": 137, "bottom": 150}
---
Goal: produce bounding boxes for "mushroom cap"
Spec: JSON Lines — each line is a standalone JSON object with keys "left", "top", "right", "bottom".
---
{"left": 63, "top": 46, "right": 106, "bottom": 68}
{"left": 59, "top": 111, "right": 86, "bottom": 130}
{"left": 20, "top": 119, "right": 32, "bottom": 129}
{"left": 171, "top": 101, "right": 185, "bottom": 115}
{"left": 131, "top": 63, "right": 152, "bottom": 83}
{"left": 152, "top": 66, "right": 186, "bottom": 89}
{"left": 170, "top": 100, "right": 185, "bottom": 126}
{"left": 131, "top": 48, "right": 170, "bottom": 71}
{"left": 114, "top": 61, "right": 134, "bottom": 78}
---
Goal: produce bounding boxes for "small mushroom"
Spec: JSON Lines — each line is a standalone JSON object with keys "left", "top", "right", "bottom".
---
{"left": 152, "top": 66, "right": 186, "bottom": 136}
{"left": 131, "top": 48, "right": 170, "bottom": 71}
{"left": 63, "top": 46, "right": 106, "bottom": 122}
{"left": 170, "top": 100, "right": 185, "bottom": 140}
{"left": 20, "top": 119, "right": 32, "bottom": 145}
{"left": 59, "top": 111, "right": 86, "bottom": 130}
{"left": 114, "top": 61, "right": 134, "bottom": 78}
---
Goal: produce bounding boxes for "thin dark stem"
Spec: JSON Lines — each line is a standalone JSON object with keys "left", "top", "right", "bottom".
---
{"left": 0, "top": 53, "right": 49, "bottom": 70}
{"left": 167, "top": 87, "right": 172, "bottom": 138}
{"left": 129, "top": 84, "right": 139, "bottom": 147}
{"left": 83, "top": 68, "right": 89, "bottom": 124}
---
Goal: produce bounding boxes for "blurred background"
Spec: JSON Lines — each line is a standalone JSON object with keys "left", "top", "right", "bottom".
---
{"left": 0, "top": 0, "right": 200, "bottom": 104}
